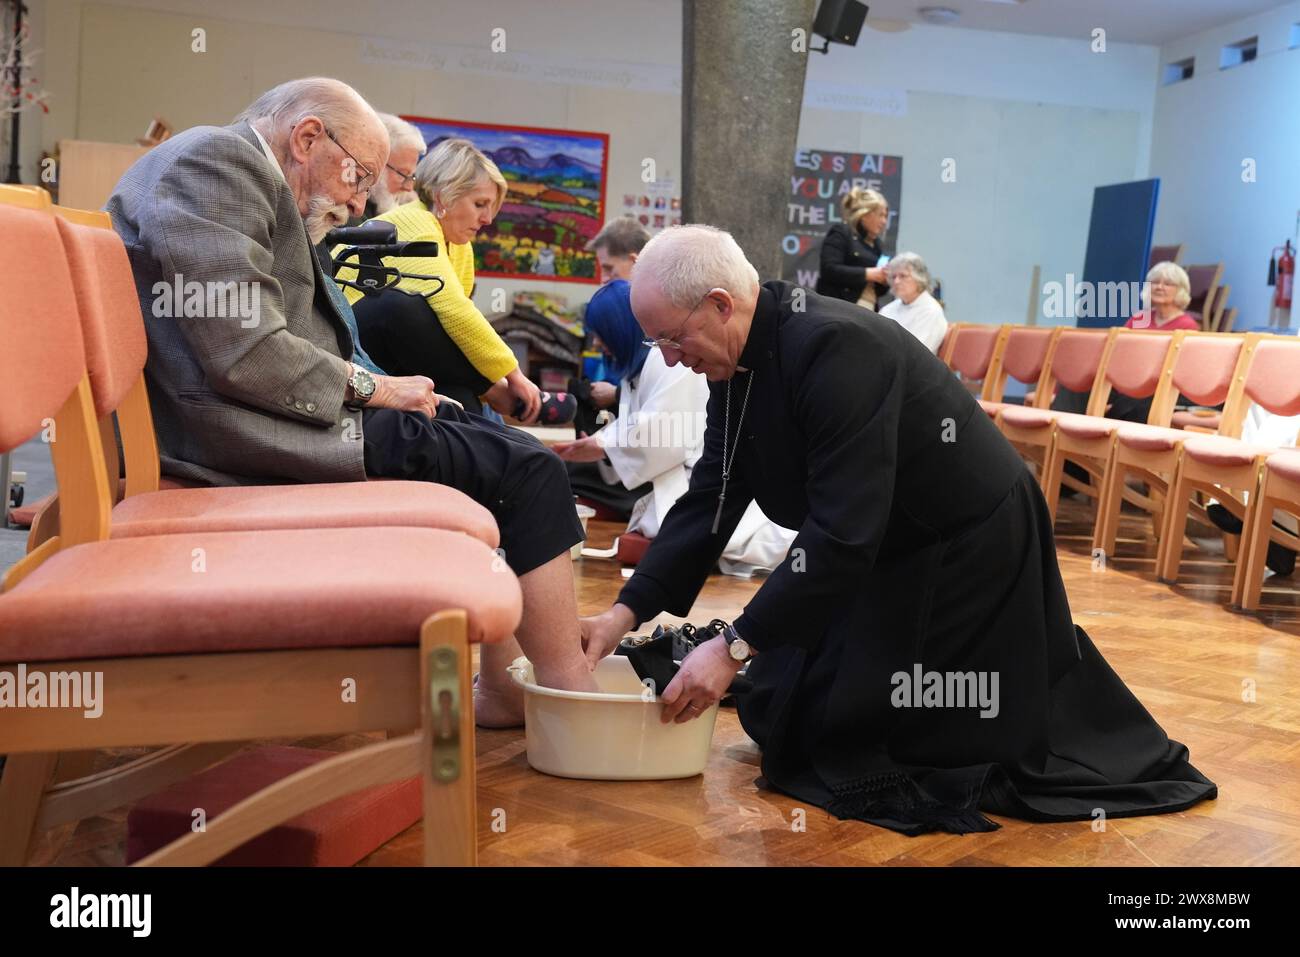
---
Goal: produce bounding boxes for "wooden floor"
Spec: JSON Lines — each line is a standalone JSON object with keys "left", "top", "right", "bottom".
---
{"left": 34, "top": 496, "right": 1300, "bottom": 867}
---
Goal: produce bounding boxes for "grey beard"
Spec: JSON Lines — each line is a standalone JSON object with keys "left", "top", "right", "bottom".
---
{"left": 305, "top": 195, "right": 349, "bottom": 244}
{"left": 370, "top": 184, "right": 417, "bottom": 215}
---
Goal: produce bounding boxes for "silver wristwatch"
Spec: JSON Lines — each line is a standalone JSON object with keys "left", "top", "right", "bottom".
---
{"left": 721, "top": 621, "right": 755, "bottom": 663}
{"left": 345, "top": 363, "right": 376, "bottom": 409}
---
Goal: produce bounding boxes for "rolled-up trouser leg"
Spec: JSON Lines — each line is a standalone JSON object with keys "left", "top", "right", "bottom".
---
{"left": 361, "top": 406, "right": 583, "bottom": 575}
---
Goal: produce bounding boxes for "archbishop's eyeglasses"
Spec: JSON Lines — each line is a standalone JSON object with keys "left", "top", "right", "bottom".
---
{"left": 642, "top": 289, "right": 718, "bottom": 350}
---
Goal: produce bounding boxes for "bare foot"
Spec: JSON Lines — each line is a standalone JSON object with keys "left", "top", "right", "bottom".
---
{"left": 534, "top": 657, "right": 600, "bottom": 694}
{"left": 473, "top": 675, "right": 526, "bottom": 729}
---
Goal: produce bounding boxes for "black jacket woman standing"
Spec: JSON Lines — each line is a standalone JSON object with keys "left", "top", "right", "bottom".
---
{"left": 815, "top": 187, "right": 891, "bottom": 309}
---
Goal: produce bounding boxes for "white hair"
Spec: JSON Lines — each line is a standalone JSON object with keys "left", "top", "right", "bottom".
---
{"left": 886, "top": 251, "right": 931, "bottom": 290}
{"left": 1143, "top": 260, "right": 1191, "bottom": 310}
{"left": 631, "top": 225, "right": 760, "bottom": 308}
{"left": 378, "top": 113, "right": 427, "bottom": 156}
{"left": 235, "top": 77, "right": 381, "bottom": 142}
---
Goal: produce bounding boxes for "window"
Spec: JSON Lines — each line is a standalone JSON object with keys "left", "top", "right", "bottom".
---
{"left": 1161, "top": 57, "right": 1194, "bottom": 86}
{"left": 1220, "top": 37, "right": 1258, "bottom": 69}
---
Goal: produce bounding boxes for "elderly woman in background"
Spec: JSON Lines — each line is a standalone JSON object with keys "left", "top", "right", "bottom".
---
{"left": 879, "top": 252, "right": 947, "bottom": 353}
{"left": 815, "top": 187, "right": 890, "bottom": 310}
{"left": 334, "top": 137, "right": 542, "bottom": 420}
{"left": 1127, "top": 261, "right": 1199, "bottom": 331}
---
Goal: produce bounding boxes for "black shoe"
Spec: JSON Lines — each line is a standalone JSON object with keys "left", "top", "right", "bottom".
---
{"left": 1207, "top": 503, "right": 1295, "bottom": 576}
{"left": 1206, "top": 502, "right": 1244, "bottom": 534}
{"left": 616, "top": 620, "right": 752, "bottom": 698}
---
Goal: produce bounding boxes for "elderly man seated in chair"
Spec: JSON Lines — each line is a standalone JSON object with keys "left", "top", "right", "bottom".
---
{"left": 107, "top": 76, "right": 597, "bottom": 725}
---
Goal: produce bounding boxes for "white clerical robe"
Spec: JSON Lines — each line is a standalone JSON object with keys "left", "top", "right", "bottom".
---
{"left": 594, "top": 349, "right": 795, "bottom": 571}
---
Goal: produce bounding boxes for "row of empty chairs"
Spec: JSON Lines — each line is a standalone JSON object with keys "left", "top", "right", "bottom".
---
{"left": 940, "top": 320, "right": 1300, "bottom": 612}
{"left": 0, "top": 183, "right": 519, "bottom": 866}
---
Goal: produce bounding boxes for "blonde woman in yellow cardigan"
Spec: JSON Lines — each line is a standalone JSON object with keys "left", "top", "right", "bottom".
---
{"left": 334, "top": 138, "right": 542, "bottom": 422}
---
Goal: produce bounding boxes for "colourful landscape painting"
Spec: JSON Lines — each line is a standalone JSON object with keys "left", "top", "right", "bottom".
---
{"left": 403, "top": 116, "right": 608, "bottom": 283}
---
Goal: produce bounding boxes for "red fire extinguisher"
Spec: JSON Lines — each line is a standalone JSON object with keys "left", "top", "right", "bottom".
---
{"left": 1269, "top": 240, "right": 1294, "bottom": 310}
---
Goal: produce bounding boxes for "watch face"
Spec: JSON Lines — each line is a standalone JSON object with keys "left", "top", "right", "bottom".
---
{"left": 354, "top": 369, "right": 376, "bottom": 398}
{"left": 729, "top": 639, "right": 750, "bottom": 661}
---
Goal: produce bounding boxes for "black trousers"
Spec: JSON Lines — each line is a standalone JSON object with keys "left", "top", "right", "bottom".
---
{"left": 353, "top": 289, "right": 496, "bottom": 413}
{"left": 362, "top": 405, "right": 583, "bottom": 576}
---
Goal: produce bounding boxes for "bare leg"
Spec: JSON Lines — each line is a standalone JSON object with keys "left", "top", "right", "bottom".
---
{"left": 474, "top": 552, "right": 598, "bottom": 727}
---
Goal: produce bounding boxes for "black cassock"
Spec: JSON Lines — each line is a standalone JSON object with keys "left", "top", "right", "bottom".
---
{"left": 618, "top": 281, "right": 1217, "bottom": 835}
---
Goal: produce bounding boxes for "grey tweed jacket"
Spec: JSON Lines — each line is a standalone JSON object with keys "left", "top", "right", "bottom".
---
{"left": 107, "top": 121, "right": 366, "bottom": 486}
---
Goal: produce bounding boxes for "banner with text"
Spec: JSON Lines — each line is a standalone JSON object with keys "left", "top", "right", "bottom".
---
{"left": 782, "top": 149, "right": 903, "bottom": 289}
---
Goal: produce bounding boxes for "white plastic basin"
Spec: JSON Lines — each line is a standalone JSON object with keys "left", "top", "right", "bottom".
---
{"left": 506, "top": 655, "right": 719, "bottom": 780}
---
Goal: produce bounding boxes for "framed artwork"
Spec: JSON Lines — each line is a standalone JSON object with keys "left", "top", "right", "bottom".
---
{"left": 402, "top": 116, "right": 609, "bottom": 284}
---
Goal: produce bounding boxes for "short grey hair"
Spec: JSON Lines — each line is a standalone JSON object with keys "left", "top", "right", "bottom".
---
{"left": 886, "top": 251, "right": 931, "bottom": 291}
{"left": 1143, "top": 261, "right": 1191, "bottom": 310}
{"left": 379, "top": 113, "right": 427, "bottom": 157}
{"left": 235, "top": 77, "right": 380, "bottom": 142}
{"left": 413, "top": 137, "right": 508, "bottom": 216}
{"left": 631, "top": 224, "right": 760, "bottom": 309}
{"left": 586, "top": 216, "right": 650, "bottom": 257}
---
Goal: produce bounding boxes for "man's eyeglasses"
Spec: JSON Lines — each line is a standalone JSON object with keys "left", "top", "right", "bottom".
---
{"left": 386, "top": 164, "right": 416, "bottom": 189}
{"left": 323, "top": 128, "right": 377, "bottom": 196}
{"left": 642, "top": 289, "right": 717, "bottom": 350}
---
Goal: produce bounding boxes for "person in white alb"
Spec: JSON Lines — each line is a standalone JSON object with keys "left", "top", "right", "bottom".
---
{"left": 878, "top": 252, "right": 948, "bottom": 354}
{"left": 555, "top": 279, "right": 795, "bottom": 573}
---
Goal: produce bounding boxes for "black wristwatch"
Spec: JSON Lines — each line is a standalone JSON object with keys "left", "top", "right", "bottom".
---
{"left": 720, "top": 621, "right": 756, "bottom": 663}
{"left": 345, "top": 363, "right": 376, "bottom": 410}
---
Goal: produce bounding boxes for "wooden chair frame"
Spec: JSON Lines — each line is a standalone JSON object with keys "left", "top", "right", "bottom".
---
{"left": 1038, "top": 329, "right": 1185, "bottom": 536}
{"left": 1238, "top": 458, "right": 1300, "bottom": 611}
{"left": 1091, "top": 333, "right": 1251, "bottom": 559}
{"left": 1154, "top": 334, "right": 1300, "bottom": 597}
{"left": 996, "top": 327, "right": 1117, "bottom": 516}
{"left": 0, "top": 192, "right": 488, "bottom": 867}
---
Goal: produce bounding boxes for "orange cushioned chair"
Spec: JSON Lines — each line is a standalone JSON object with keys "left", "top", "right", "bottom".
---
{"left": 1090, "top": 332, "right": 1248, "bottom": 559}
{"left": 22, "top": 196, "right": 498, "bottom": 552}
{"left": 1238, "top": 448, "right": 1300, "bottom": 611}
{"left": 0, "top": 199, "right": 521, "bottom": 866}
{"left": 1038, "top": 328, "right": 1182, "bottom": 530}
{"left": 977, "top": 325, "right": 1060, "bottom": 420}
{"left": 1158, "top": 334, "right": 1300, "bottom": 596}
{"left": 996, "top": 327, "right": 1114, "bottom": 514}
{"left": 942, "top": 323, "right": 1010, "bottom": 398}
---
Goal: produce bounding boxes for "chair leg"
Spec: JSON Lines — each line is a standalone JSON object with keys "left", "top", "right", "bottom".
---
{"left": 1158, "top": 467, "right": 1193, "bottom": 583}
{"left": 1041, "top": 437, "right": 1064, "bottom": 522}
{"left": 1093, "top": 458, "right": 1125, "bottom": 558}
{"left": 0, "top": 752, "right": 58, "bottom": 866}
{"left": 421, "top": 609, "right": 477, "bottom": 867}
{"left": 1237, "top": 480, "right": 1273, "bottom": 612}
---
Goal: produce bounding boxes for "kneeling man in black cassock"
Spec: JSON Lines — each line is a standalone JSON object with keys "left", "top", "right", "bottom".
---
{"left": 580, "top": 224, "right": 1217, "bottom": 835}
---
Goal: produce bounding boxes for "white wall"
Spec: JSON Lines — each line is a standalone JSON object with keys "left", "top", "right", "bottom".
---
{"left": 1150, "top": 1, "right": 1300, "bottom": 330}
{"left": 30, "top": 1, "right": 1168, "bottom": 329}
{"left": 33, "top": 0, "right": 681, "bottom": 313}
{"left": 800, "top": 23, "right": 1159, "bottom": 326}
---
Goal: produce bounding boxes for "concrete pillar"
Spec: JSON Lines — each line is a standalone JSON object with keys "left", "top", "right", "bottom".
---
{"left": 682, "top": 0, "right": 816, "bottom": 279}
